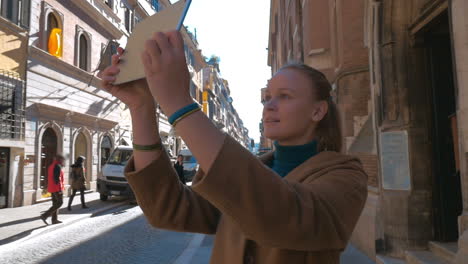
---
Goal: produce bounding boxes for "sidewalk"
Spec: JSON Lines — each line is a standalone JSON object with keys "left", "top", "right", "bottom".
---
{"left": 0, "top": 192, "right": 129, "bottom": 246}
{"left": 341, "top": 244, "right": 376, "bottom": 264}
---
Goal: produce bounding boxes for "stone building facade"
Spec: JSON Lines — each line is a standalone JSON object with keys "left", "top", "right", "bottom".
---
{"left": 268, "top": 0, "right": 468, "bottom": 263}
{"left": 1, "top": 0, "right": 252, "bottom": 208}
{"left": 201, "top": 63, "right": 251, "bottom": 149}
{"left": 0, "top": 0, "right": 31, "bottom": 208}
{"left": 365, "top": 0, "right": 468, "bottom": 262}
{"left": 22, "top": 0, "right": 131, "bottom": 205}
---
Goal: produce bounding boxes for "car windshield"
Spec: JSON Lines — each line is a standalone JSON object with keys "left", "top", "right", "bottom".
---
{"left": 107, "top": 149, "right": 132, "bottom": 166}
{"left": 183, "top": 156, "right": 197, "bottom": 163}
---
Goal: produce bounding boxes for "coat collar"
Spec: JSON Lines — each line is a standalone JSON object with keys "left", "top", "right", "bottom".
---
{"left": 259, "top": 150, "right": 363, "bottom": 182}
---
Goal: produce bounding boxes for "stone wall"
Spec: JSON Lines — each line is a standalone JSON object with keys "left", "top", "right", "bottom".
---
{"left": 0, "top": 17, "right": 28, "bottom": 79}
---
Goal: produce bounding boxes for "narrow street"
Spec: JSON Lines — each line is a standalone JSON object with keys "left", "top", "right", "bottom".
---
{"left": 0, "top": 200, "right": 375, "bottom": 264}
{"left": 0, "top": 205, "right": 210, "bottom": 264}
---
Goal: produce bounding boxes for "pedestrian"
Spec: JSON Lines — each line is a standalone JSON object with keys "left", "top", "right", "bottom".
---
{"left": 40, "top": 154, "right": 65, "bottom": 225}
{"left": 67, "top": 156, "right": 89, "bottom": 210}
{"left": 173, "top": 154, "right": 186, "bottom": 184}
{"left": 99, "top": 31, "right": 368, "bottom": 263}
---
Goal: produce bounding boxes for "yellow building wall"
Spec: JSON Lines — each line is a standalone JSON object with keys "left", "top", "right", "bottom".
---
{"left": 202, "top": 91, "right": 209, "bottom": 115}
{"left": 0, "top": 19, "right": 28, "bottom": 80}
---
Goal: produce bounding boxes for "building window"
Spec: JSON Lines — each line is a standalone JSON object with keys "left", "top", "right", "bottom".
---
{"left": 100, "top": 41, "right": 119, "bottom": 72}
{"left": 104, "top": 0, "right": 113, "bottom": 9}
{"left": 47, "top": 13, "right": 62, "bottom": 57}
{"left": 190, "top": 81, "right": 196, "bottom": 99}
{"left": 198, "top": 90, "right": 203, "bottom": 104}
{"left": 135, "top": 14, "right": 142, "bottom": 25}
{"left": 0, "top": 0, "right": 31, "bottom": 29}
{"left": 0, "top": 70, "right": 25, "bottom": 140}
{"left": 124, "top": 7, "right": 133, "bottom": 33}
{"left": 79, "top": 35, "right": 88, "bottom": 71}
{"left": 150, "top": 0, "right": 160, "bottom": 11}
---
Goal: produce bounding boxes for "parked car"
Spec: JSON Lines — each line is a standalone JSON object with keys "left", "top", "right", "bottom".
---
{"left": 178, "top": 148, "right": 199, "bottom": 182}
{"left": 97, "top": 146, "right": 134, "bottom": 201}
{"left": 257, "top": 148, "right": 272, "bottom": 156}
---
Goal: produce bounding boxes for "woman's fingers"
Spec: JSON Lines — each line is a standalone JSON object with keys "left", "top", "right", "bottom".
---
{"left": 167, "top": 30, "right": 184, "bottom": 51}
{"left": 100, "top": 49, "right": 122, "bottom": 81}
{"left": 111, "top": 54, "right": 120, "bottom": 66}
{"left": 141, "top": 51, "right": 152, "bottom": 75}
{"left": 102, "top": 75, "right": 116, "bottom": 82}
{"left": 154, "top": 32, "right": 171, "bottom": 54}
{"left": 99, "top": 65, "right": 120, "bottom": 91}
{"left": 146, "top": 38, "right": 161, "bottom": 65}
{"left": 117, "top": 47, "right": 124, "bottom": 56}
{"left": 107, "top": 65, "right": 120, "bottom": 75}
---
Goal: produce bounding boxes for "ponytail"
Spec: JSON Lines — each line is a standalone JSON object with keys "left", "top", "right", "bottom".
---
{"left": 316, "top": 98, "right": 342, "bottom": 152}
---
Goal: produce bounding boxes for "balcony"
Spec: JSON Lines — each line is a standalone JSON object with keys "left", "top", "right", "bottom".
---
{"left": 72, "top": 0, "right": 123, "bottom": 39}
{"left": 0, "top": 71, "right": 25, "bottom": 141}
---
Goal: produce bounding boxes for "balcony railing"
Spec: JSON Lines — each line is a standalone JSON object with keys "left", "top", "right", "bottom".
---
{"left": 0, "top": 70, "right": 25, "bottom": 140}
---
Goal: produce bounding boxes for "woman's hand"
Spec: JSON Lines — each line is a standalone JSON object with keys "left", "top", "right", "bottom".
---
{"left": 98, "top": 47, "right": 155, "bottom": 112}
{"left": 141, "top": 31, "right": 193, "bottom": 116}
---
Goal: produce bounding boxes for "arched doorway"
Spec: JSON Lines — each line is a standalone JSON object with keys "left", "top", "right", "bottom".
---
{"left": 0, "top": 148, "right": 10, "bottom": 208}
{"left": 40, "top": 128, "right": 57, "bottom": 196}
{"left": 100, "top": 135, "right": 112, "bottom": 167}
{"left": 73, "top": 131, "right": 92, "bottom": 188}
{"left": 74, "top": 132, "right": 87, "bottom": 162}
{"left": 422, "top": 12, "right": 462, "bottom": 242}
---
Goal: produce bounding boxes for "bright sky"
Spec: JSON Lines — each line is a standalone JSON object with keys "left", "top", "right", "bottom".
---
{"left": 178, "top": 0, "right": 272, "bottom": 142}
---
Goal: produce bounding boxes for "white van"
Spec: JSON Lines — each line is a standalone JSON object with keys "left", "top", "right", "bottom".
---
{"left": 97, "top": 146, "right": 134, "bottom": 201}
{"left": 178, "top": 149, "right": 199, "bottom": 182}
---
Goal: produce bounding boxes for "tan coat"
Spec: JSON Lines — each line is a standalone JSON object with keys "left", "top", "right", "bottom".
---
{"left": 70, "top": 166, "right": 86, "bottom": 190}
{"left": 125, "top": 135, "right": 368, "bottom": 264}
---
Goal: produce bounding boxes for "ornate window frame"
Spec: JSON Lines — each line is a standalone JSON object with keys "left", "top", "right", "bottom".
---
{"left": 41, "top": 2, "right": 64, "bottom": 53}
{"left": 75, "top": 25, "right": 92, "bottom": 71}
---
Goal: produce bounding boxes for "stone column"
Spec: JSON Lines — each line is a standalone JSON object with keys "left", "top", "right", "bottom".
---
{"left": 378, "top": 0, "right": 434, "bottom": 257}
{"left": 451, "top": 0, "right": 468, "bottom": 262}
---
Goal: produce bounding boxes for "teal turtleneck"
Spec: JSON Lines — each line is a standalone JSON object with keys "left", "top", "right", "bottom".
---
{"left": 269, "top": 140, "right": 318, "bottom": 177}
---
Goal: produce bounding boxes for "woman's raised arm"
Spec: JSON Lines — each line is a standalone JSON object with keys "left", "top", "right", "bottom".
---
{"left": 99, "top": 46, "right": 221, "bottom": 234}
{"left": 141, "top": 31, "right": 225, "bottom": 174}
{"left": 98, "top": 47, "right": 162, "bottom": 171}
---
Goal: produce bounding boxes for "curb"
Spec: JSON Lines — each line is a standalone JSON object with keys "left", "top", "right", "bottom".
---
{"left": 2, "top": 200, "right": 129, "bottom": 247}
{"left": 35, "top": 190, "right": 94, "bottom": 205}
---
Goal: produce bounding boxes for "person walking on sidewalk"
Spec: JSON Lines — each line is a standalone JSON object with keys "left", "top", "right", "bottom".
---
{"left": 174, "top": 154, "right": 186, "bottom": 185}
{"left": 40, "top": 154, "right": 65, "bottom": 225}
{"left": 99, "top": 32, "right": 368, "bottom": 264}
{"left": 67, "top": 156, "right": 89, "bottom": 211}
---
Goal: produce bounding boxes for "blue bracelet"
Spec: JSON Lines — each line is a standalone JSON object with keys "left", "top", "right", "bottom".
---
{"left": 168, "top": 102, "right": 200, "bottom": 125}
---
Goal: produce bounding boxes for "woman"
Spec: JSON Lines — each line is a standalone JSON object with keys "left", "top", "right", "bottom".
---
{"left": 67, "top": 156, "right": 88, "bottom": 210}
{"left": 174, "top": 154, "right": 186, "bottom": 185}
{"left": 99, "top": 31, "right": 368, "bottom": 263}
